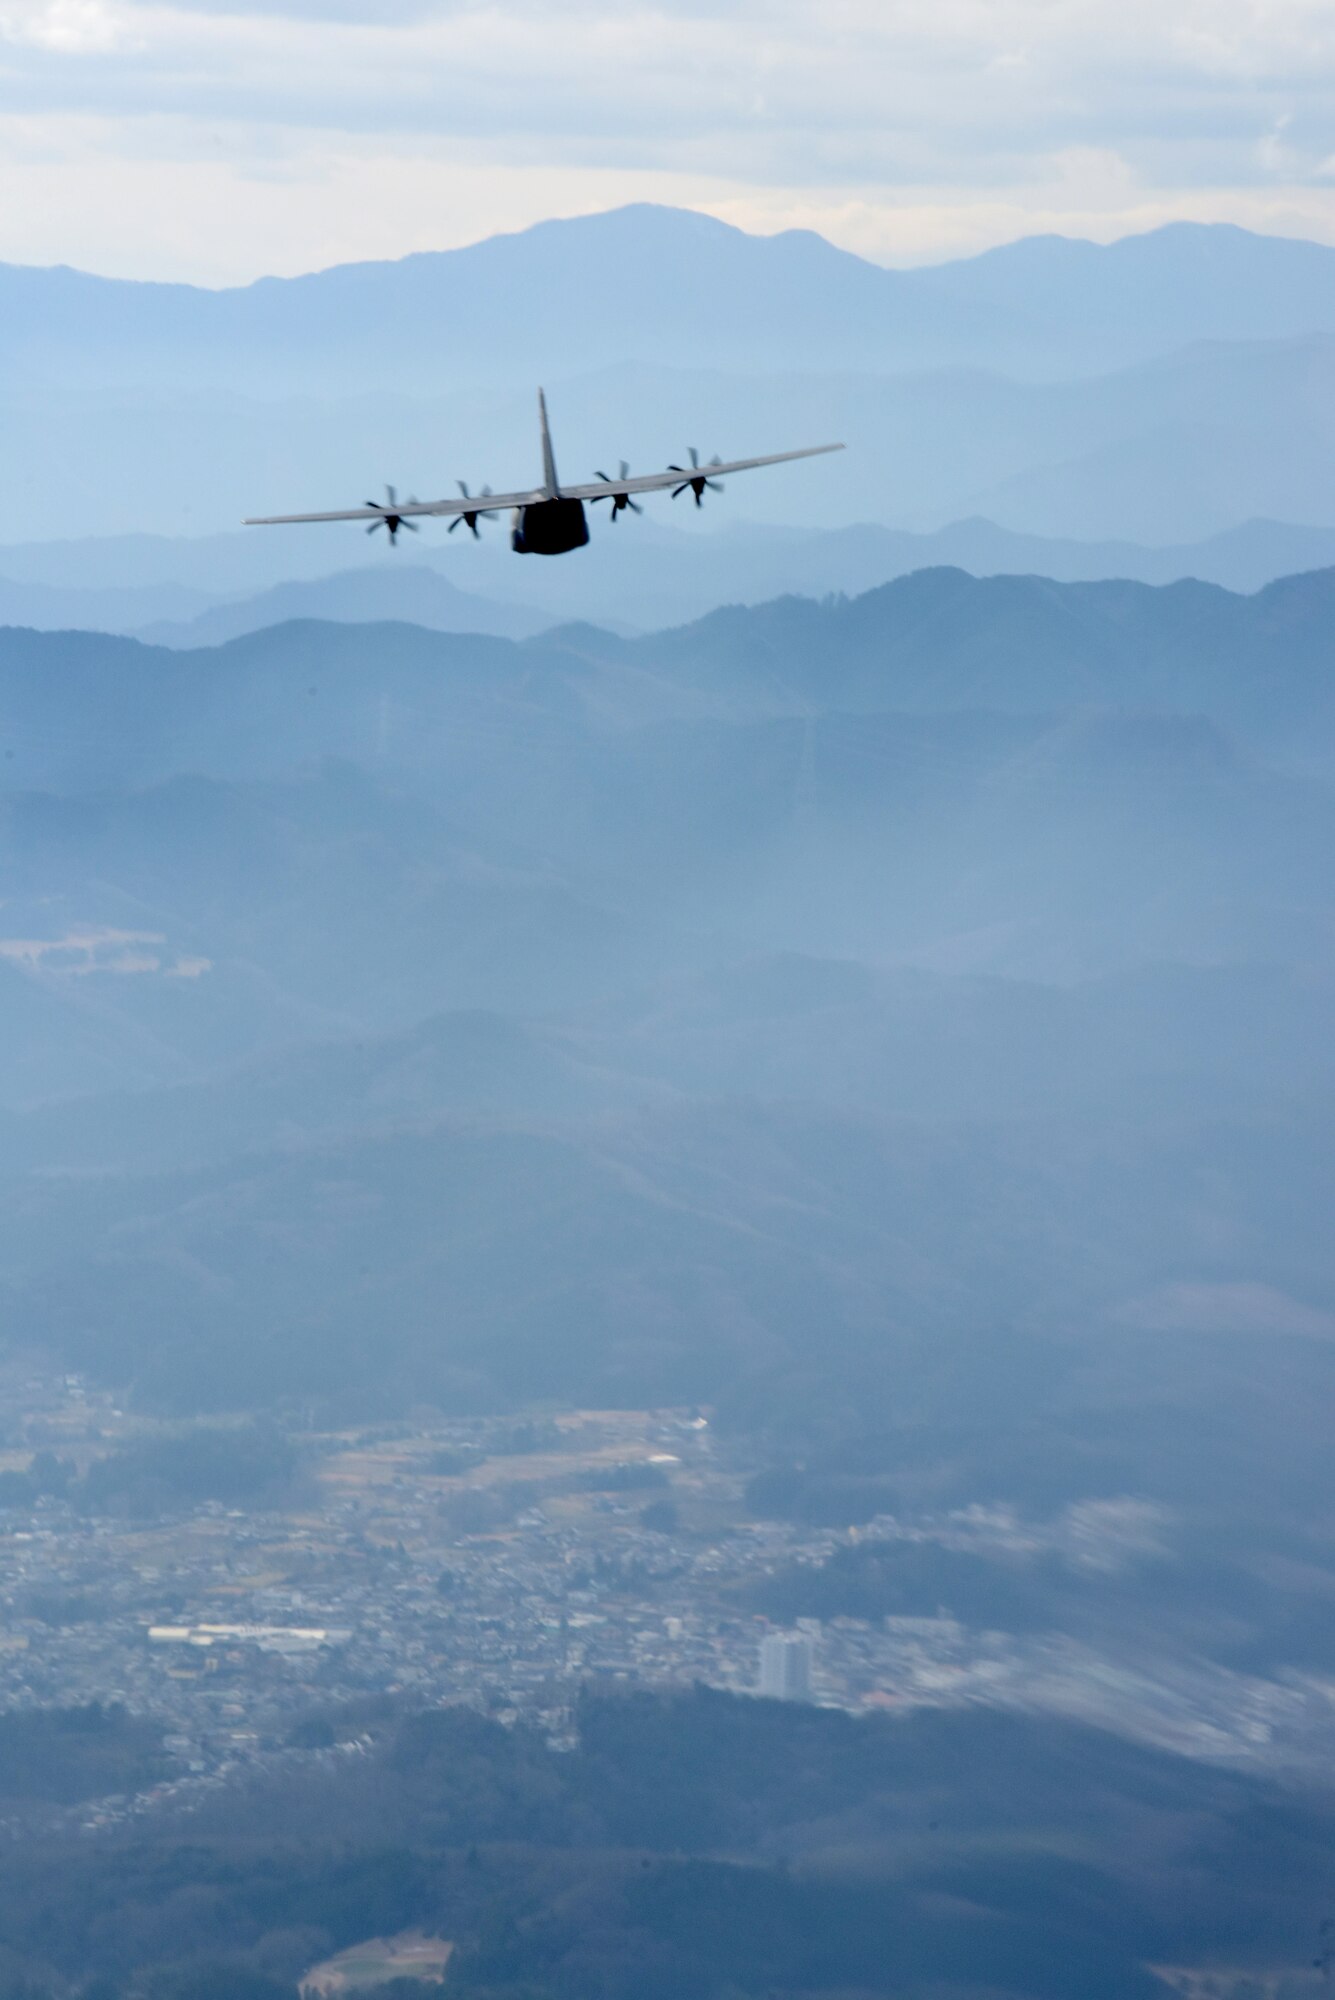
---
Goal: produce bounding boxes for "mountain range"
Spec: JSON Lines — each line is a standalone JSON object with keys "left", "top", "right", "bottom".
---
{"left": 9, "top": 514, "right": 1335, "bottom": 645}
{"left": 5, "top": 179, "right": 1335, "bottom": 1488}
{"left": 8, "top": 206, "right": 1335, "bottom": 393}
{"left": 5, "top": 563, "right": 1334, "bottom": 794}
{"left": 6, "top": 208, "right": 1335, "bottom": 546}
{"left": 1, "top": 562, "right": 1333, "bottom": 1443}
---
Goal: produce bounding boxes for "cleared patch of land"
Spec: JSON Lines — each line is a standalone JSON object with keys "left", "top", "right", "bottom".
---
{"left": 300, "top": 1929, "right": 453, "bottom": 1994}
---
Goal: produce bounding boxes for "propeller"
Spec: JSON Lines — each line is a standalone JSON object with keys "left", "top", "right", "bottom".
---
{"left": 448, "top": 482, "right": 499, "bottom": 539}
{"left": 669, "top": 448, "right": 725, "bottom": 508}
{"left": 365, "top": 485, "right": 419, "bottom": 545}
{"left": 591, "top": 462, "right": 643, "bottom": 523}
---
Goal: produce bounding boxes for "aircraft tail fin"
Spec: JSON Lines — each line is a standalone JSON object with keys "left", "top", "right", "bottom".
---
{"left": 538, "top": 386, "right": 560, "bottom": 495}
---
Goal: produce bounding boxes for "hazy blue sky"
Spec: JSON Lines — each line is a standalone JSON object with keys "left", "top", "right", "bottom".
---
{"left": 0, "top": 0, "right": 1333, "bottom": 281}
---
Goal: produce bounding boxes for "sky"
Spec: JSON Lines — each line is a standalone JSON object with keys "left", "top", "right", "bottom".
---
{"left": 0, "top": 0, "right": 1333, "bottom": 283}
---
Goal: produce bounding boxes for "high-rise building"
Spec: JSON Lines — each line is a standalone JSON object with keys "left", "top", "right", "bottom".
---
{"left": 758, "top": 1629, "right": 814, "bottom": 1701}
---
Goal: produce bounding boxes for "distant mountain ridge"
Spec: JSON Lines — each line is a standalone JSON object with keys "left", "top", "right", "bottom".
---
{"left": 7, "top": 208, "right": 1335, "bottom": 393}
{"left": 622, "top": 563, "right": 1335, "bottom": 752}
{"left": 4, "top": 564, "right": 1335, "bottom": 799}
{"left": 7, "top": 515, "right": 1335, "bottom": 645}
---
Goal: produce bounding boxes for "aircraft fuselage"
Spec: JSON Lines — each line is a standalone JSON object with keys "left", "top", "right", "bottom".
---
{"left": 511, "top": 496, "right": 589, "bottom": 555}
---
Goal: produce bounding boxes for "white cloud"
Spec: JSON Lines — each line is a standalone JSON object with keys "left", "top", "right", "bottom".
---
{"left": 0, "top": 0, "right": 130, "bottom": 50}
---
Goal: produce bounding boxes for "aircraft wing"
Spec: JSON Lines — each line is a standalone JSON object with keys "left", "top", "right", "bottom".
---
{"left": 244, "top": 441, "right": 844, "bottom": 527}
{"left": 559, "top": 442, "right": 844, "bottom": 502}
{"left": 244, "top": 489, "right": 545, "bottom": 528}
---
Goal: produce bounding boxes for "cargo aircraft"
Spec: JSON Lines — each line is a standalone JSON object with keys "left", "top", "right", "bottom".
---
{"left": 245, "top": 389, "right": 844, "bottom": 555}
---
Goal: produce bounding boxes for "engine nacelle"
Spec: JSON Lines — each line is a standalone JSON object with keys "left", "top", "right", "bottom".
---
{"left": 511, "top": 498, "right": 590, "bottom": 556}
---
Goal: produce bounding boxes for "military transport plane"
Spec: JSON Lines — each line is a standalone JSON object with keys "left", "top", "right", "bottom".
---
{"left": 245, "top": 389, "right": 844, "bottom": 556}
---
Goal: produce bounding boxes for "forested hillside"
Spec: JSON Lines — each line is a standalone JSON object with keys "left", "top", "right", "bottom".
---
{"left": 0, "top": 1690, "right": 1332, "bottom": 1998}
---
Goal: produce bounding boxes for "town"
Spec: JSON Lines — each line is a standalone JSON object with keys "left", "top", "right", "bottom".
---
{"left": 1, "top": 1369, "right": 1332, "bottom": 1838}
